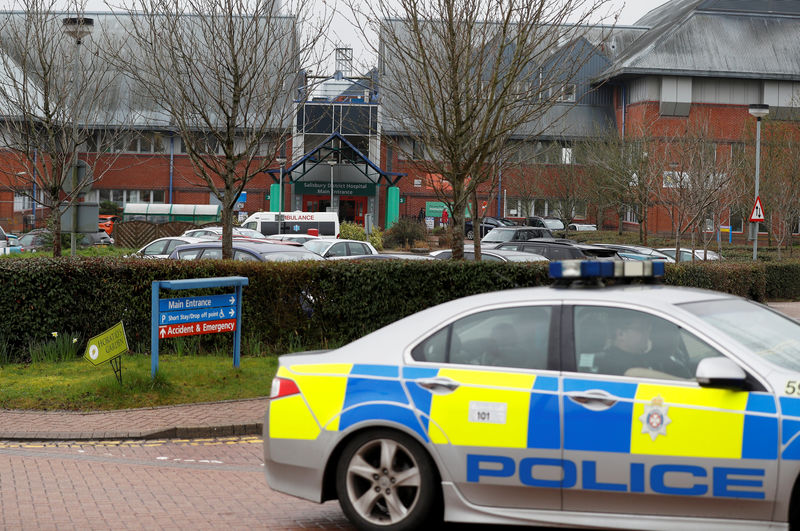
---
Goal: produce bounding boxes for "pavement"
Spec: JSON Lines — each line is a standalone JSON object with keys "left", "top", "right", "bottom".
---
{"left": 2, "top": 301, "right": 799, "bottom": 442}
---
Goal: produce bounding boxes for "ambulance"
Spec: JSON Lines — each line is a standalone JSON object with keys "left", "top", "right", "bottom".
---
{"left": 241, "top": 211, "right": 339, "bottom": 239}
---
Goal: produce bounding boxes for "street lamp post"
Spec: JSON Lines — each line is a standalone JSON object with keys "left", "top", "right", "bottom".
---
{"left": 327, "top": 159, "right": 336, "bottom": 213}
{"left": 749, "top": 103, "right": 769, "bottom": 261}
{"left": 63, "top": 16, "right": 93, "bottom": 256}
{"left": 276, "top": 156, "right": 287, "bottom": 234}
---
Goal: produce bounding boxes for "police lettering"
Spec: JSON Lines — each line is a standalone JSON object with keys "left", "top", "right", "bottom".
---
{"left": 466, "top": 454, "right": 764, "bottom": 499}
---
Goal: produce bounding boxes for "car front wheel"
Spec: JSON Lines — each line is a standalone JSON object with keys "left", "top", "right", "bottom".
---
{"left": 336, "top": 430, "right": 439, "bottom": 531}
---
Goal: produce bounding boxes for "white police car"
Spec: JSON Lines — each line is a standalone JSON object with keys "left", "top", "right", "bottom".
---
{"left": 264, "top": 260, "right": 800, "bottom": 530}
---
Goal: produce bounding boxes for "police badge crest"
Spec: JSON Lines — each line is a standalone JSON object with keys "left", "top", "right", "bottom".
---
{"left": 639, "top": 395, "right": 671, "bottom": 441}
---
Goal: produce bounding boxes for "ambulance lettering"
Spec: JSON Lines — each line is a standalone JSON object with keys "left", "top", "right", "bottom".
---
{"left": 466, "top": 454, "right": 765, "bottom": 499}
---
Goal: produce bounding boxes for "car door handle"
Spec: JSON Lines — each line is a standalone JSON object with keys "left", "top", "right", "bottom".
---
{"left": 416, "top": 377, "right": 460, "bottom": 393}
{"left": 567, "top": 390, "right": 619, "bottom": 411}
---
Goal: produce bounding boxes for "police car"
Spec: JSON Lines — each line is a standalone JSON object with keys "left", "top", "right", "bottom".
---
{"left": 264, "top": 260, "right": 800, "bottom": 530}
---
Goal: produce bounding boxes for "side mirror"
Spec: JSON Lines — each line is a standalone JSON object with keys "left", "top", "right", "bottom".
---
{"left": 696, "top": 357, "right": 748, "bottom": 390}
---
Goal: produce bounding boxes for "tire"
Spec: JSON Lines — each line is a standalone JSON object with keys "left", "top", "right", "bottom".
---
{"left": 466, "top": 229, "right": 474, "bottom": 240}
{"left": 336, "top": 430, "right": 439, "bottom": 531}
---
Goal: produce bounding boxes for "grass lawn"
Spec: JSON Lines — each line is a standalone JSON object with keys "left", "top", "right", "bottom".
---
{"left": 0, "top": 354, "right": 277, "bottom": 411}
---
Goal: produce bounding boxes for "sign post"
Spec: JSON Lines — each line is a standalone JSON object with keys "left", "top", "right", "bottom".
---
{"left": 151, "top": 276, "right": 249, "bottom": 377}
{"left": 84, "top": 321, "right": 129, "bottom": 384}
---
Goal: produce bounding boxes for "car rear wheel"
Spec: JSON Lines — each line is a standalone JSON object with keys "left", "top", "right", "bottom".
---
{"left": 336, "top": 430, "right": 438, "bottom": 531}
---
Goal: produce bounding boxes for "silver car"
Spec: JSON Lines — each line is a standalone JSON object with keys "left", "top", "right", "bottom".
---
{"left": 264, "top": 261, "right": 800, "bottom": 530}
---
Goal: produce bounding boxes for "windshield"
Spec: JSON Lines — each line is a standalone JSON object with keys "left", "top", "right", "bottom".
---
{"left": 543, "top": 219, "right": 564, "bottom": 230}
{"left": 482, "top": 228, "right": 513, "bottom": 242}
{"left": 682, "top": 299, "right": 800, "bottom": 371}
{"left": 303, "top": 240, "right": 329, "bottom": 254}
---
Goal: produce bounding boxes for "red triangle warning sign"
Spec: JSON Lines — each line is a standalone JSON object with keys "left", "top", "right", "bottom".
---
{"left": 750, "top": 196, "right": 765, "bottom": 222}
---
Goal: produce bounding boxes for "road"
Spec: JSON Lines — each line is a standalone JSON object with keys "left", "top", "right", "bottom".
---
{"left": 0, "top": 436, "right": 351, "bottom": 530}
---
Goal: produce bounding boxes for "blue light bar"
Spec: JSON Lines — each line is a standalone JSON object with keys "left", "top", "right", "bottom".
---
{"left": 549, "top": 260, "right": 665, "bottom": 280}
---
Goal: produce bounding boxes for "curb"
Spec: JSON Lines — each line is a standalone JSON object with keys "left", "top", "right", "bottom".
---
{"left": 0, "top": 423, "right": 263, "bottom": 442}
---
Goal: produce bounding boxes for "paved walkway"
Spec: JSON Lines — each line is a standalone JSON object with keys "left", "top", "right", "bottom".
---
{"left": 1, "top": 302, "right": 798, "bottom": 442}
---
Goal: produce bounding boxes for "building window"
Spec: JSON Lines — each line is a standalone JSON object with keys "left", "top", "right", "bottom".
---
{"left": 561, "top": 147, "right": 573, "bottom": 164}
{"left": 662, "top": 170, "right": 688, "bottom": 188}
{"left": 623, "top": 205, "right": 638, "bottom": 224}
{"left": 13, "top": 191, "right": 32, "bottom": 212}
{"left": 556, "top": 83, "right": 577, "bottom": 102}
{"left": 730, "top": 212, "right": 744, "bottom": 233}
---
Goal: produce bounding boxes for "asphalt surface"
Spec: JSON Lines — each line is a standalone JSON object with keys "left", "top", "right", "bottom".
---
{"left": 1, "top": 301, "right": 798, "bottom": 442}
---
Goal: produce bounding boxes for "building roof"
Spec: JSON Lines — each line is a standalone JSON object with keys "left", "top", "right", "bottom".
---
{"left": 599, "top": 0, "right": 800, "bottom": 82}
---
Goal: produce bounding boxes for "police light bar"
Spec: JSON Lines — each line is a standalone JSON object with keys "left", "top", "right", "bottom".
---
{"left": 549, "top": 259, "right": 665, "bottom": 279}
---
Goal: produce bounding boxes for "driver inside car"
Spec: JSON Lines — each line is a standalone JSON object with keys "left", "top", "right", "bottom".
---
{"left": 597, "top": 312, "right": 692, "bottom": 380}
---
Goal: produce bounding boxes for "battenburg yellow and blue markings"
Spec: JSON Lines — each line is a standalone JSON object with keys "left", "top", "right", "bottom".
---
{"left": 269, "top": 363, "right": 797, "bottom": 499}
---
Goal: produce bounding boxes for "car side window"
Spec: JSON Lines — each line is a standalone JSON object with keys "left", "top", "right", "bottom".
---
{"left": 348, "top": 242, "right": 368, "bottom": 255}
{"left": 164, "top": 240, "right": 183, "bottom": 254}
{"left": 326, "top": 243, "right": 347, "bottom": 257}
{"left": 144, "top": 241, "right": 168, "bottom": 255}
{"left": 411, "top": 306, "right": 552, "bottom": 370}
{"left": 176, "top": 249, "right": 202, "bottom": 260}
{"left": 573, "top": 306, "right": 719, "bottom": 380}
{"left": 199, "top": 248, "right": 222, "bottom": 260}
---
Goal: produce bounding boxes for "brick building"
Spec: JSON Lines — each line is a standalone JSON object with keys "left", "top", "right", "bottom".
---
{"left": 2, "top": 1, "right": 799, "bottom": 238}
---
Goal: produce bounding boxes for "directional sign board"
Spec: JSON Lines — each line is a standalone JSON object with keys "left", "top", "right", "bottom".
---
{"left": 151, "top": 277, "right": 248, "bottom": 377}
{"left": 158, "top": 293, "right": 237, "bottom": 337}
{"left": 750, "top": 196, "right": 765, "bottom": 222}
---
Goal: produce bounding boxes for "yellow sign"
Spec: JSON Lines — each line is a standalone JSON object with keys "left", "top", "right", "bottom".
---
{"left": 84, "top": 322, "right": 129, "bottom": 366}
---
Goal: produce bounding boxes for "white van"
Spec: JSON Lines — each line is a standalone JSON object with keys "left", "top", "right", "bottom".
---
{"left": 242, "top": 211, "right": 340, "bottom": 239}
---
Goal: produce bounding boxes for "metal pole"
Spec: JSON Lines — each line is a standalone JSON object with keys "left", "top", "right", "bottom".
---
{"left": 278, "top": 165, "right": 283, "bottom": 234}
{"left": 70, "top": 36, "right": 80, "bottom": 256}
{"left": 330, "top": 164, "right": 334, "bottom": 212}
{"left": 32, "top": 149, "right": 37, "bottom": 226}
{"left": 753, "top": 116, "right": 762, "bottom": 261}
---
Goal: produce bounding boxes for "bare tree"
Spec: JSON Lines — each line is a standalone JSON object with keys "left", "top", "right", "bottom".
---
{"left": 109, "top": 0, "right": 325, "bottom": 258}
{"left": 741, "top": 117, "right": 800, "bottom": 259}
{"left": 581, "top": 120, "right": 664, "bottom": 244}
{"left": 658, "top": 117, "right": 734, "bottom": 261}
{"left": 353, "top": 0, "right": 615, "bottom": 259}
{"left": 0, "top": 1, "right": 128, "bottom": 256}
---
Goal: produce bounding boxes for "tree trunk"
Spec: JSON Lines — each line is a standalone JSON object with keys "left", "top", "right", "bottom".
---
{"left": 472, "top": 190, "right": 481, "bottom": 260}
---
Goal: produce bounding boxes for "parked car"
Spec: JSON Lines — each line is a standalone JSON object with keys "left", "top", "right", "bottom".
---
{"left": 598, "top": 244, "right": 675, "bottom": 263}
{"left": 526, "top": 216, "right": 565, "bottom": 231}
{"left": 0, "top": 224, "right": 8, "bottom": 248}
{"left": 568, "top": 223, "right": 597, "bottom": 231}
{"left": 83, "top": 230, "right": 115, "bottom": 247}
{"left": 464, "top": 216, "right": 510, "bottom": 240}
{"left": 129, "top": 236, "right": 208, "bottom": 259}
{"left": 303, "top": 238, "right": 379, "bottom": 258}
{"left": 16, "top": 229, "right": 113, "bottom": 251}
{"left": 328, "top": 253, "right": 436, "bottom": 261}
{"left": 657, "top": 247, "right": 722, "bottom": 262}
{"left": 168, "top": 240, "right": 324, "bottom": 262}
{"left": 16, "top": 229, "right": 48, "bottom": 252}
{"left": 265, "top": 234, "right": 321, "bottom": 244}
{"left": 430, "top": 248, "right": 548, "bottom": 262}
{"left": 481, "top": 226, "right": 555, "bottom": 244}
{"left": 181, "top": 226, "right": 268, "bottom": 240}
{"left": 496, "top": 239, "right": 620, "bottom": 261}
{"left": 98, "top": 214, "right": 121, "bottom": 235}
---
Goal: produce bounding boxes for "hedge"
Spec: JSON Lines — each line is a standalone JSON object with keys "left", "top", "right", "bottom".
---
{"left": 1, "top": 257, "right": 798, "bottom": 363}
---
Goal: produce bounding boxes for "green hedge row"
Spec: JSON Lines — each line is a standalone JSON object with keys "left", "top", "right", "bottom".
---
{"left": 2, "top": 258, "right": 799, "bottom": 363}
